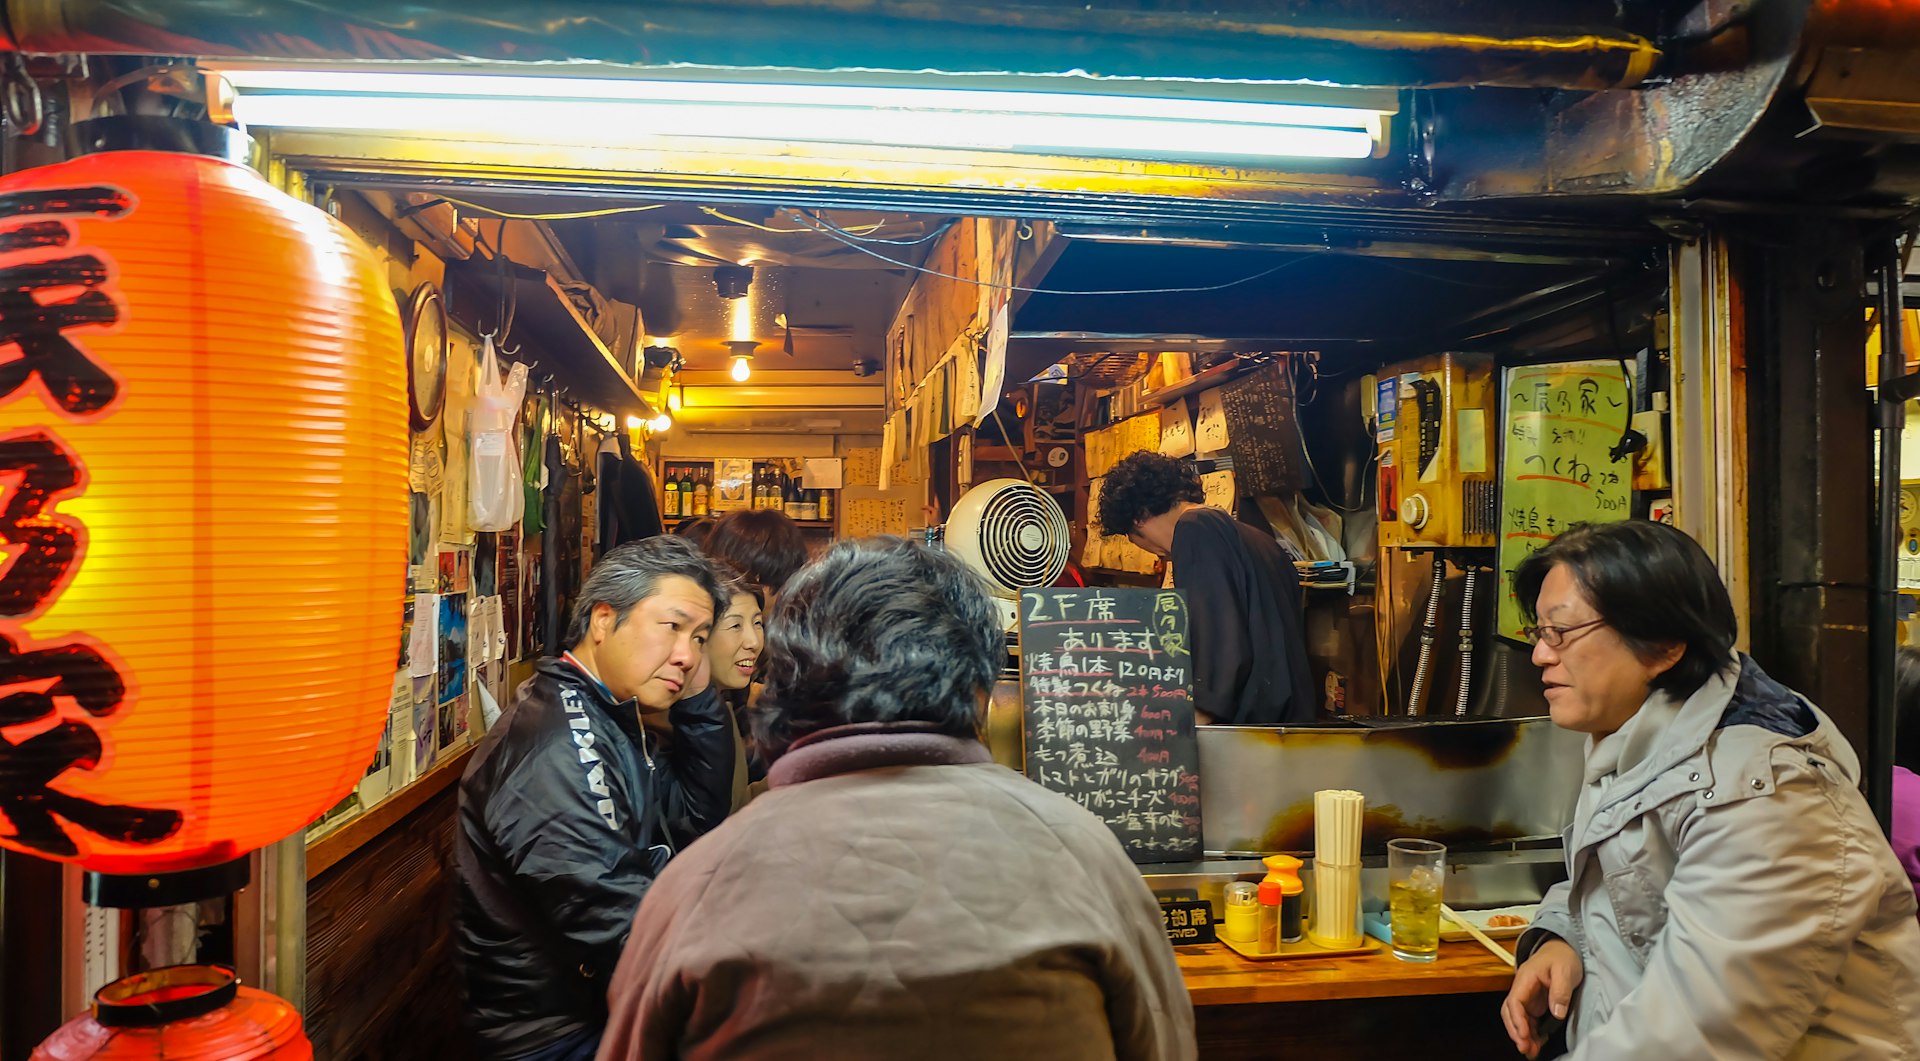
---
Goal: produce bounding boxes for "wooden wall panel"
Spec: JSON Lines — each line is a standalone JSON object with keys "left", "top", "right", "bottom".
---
{"left": 305, "top": 784, "right": 467, "bottom": 1060}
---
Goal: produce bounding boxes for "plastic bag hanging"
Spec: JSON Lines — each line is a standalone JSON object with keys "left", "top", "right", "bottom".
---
{"left": 469, "top": 335, "right": 529, "bottom": 531}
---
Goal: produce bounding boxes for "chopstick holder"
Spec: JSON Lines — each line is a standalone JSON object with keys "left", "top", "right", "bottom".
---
{"left": 1308, "top": 789, "right": 1365, "bottom": 949}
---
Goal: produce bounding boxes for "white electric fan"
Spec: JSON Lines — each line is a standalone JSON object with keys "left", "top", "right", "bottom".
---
{"left": 938, "top": 478, "right": 1071, "bottom": 630}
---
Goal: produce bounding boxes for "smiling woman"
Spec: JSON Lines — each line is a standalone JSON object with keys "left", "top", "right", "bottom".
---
{"left": 706, "top": 577, "right": 766, "bottom": 694}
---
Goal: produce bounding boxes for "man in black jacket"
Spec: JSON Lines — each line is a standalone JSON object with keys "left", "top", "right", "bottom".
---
{"left": 456, "top": 536, "right": 734, "bottom": 1061}
{"left": 1098, "top": 452, "right": 1316, "bottom": 725}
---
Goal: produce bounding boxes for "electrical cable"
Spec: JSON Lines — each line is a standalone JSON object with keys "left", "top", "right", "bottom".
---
{"left": 429, "top": 196, "right": 668, "bottom": 221}
{"left": 485, "top": 219, "right": 516, "bottom": 344}
{"left": 790, "top": 209, "right": 1316, "bottom": 296}
{"left": 989, "top": 403, "right": 1036, "bottom": 485}
{"left": 1366, "top": 256, "right": 1540, "bottom": 290}
{"left": 1287, "top": 352, "right": 1376, "bottom": 514}
{"left": 794, "top": 209, "right": 956, "bottom": 246}
{"left": 699, "top": 205, "right": 887, "bottom": 235}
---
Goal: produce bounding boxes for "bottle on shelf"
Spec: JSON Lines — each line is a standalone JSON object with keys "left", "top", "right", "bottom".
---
{"left": 800, "top": 489, "right": 819, "bottom": 522}
{"left": 692, "top": 467, "right": 711, "bottom": 516}
{"left": 783, "top": 473, "right": 802, "bottom": 519}
{"left": 759, "top": 466, "right": 776, "bottom": 510}
{"left": 663, "top": 465, "right": 681, "bottom": 519}
{"left": 817, "top": 487, "right": 833, "bottom": 522}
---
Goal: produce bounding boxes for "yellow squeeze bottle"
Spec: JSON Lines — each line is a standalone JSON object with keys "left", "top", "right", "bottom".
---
{"left": 1263, "top": 855, "right": 1306, "bottom": 943}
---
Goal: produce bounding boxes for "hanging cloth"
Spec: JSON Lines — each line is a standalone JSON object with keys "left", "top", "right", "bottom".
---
{"left": 469, "top": 336, "right": 528, "bottom": 532}
{"left": 522, "top": 390, "right": 548, "bottom": 536}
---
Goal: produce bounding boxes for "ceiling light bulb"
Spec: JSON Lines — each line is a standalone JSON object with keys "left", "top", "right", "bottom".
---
{"left": 730, "top": 355, "right": 752, "bottom": 382}
{"left": 624, "top": 415, "right": 643, "bottom": 430}
{"left": 649, "top": 412, "right": 673, "bottom": 432}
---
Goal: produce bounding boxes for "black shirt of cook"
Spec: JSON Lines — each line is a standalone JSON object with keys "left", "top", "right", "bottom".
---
{"left": 1168, "top": 506, "right": 1316, "bottom": 725}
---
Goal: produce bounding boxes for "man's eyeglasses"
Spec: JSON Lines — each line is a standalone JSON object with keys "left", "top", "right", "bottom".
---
{"left": 1520, "top": 618, "right": 1608, "bottom": 649}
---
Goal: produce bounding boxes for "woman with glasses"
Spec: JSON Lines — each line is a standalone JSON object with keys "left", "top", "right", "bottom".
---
{"left": 1501, "top": 521, "right": 1920, "bottom": 1060}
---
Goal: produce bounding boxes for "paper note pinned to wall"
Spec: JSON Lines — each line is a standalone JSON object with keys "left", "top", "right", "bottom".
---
{"left": 846, "top": 497, "right": 910, "bottom": 539}
{"left": 846, "top": 447, "right": 881, "bottom": 488}
{"left": 1195, "top": 388, "right": 1230, "bottom": 454}
{"left": 880, "top": 416, "right": 898, "bottom": 491}
{"left": 1201, "top": 469, "right": 1235, "bottom": 512}
{"left": 1124, "top": 413, "right": 1160, "bottom": 458}
{"left": 978, "top": 301, "right": 1010, "bottom": 425}
{"left": 409, "top": 594, "right": 438, "bottom": 678}
{"left": 802, "top": 458, "right": 844, "bottom": 490}
{"left": 1085, "top": 423, "right": 1117, "bottom": 479}
{"left": 1160, "top": 398, "right": 1195, "bottom": 458}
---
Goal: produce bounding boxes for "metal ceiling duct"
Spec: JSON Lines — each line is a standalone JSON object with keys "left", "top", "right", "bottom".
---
{"left": 1431, "top": 0, "right": 1920, "bottom": 204}
{"left": 0, "top": 0, "right": 1662, "bottom": 91}
{"left": 1430, "top": 0, "right": 1811, "bottom": 201}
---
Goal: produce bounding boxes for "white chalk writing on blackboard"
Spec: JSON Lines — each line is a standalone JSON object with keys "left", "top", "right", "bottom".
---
{"left": 1020, "top": 588, "right": 1204, "bottom": 862}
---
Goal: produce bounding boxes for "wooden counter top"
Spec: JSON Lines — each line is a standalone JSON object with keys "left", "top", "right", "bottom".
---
{"left": 1178, "top": 938, "right": 1517, "bottom": 1007}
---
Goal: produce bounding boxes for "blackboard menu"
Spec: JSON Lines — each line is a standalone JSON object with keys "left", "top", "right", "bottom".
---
{"left": 1220, "top": 358, "right": 1308, "bottom": 496}
{"left": 1019, "top": 588, "right": 1204, "bottom": 863}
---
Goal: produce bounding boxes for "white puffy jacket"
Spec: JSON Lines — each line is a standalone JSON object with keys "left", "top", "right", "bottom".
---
{"left": 1520, "top": 655, "right": 1920, "bottom": 1059}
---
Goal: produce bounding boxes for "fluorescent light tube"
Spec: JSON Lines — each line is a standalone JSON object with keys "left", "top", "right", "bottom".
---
{"left": 221, "top": 70, "right": 1383, "bottom": 161}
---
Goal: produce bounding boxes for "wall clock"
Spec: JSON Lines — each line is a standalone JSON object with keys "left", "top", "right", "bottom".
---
{"left": 405, "top": 281, "right": 448, "bottom": 431}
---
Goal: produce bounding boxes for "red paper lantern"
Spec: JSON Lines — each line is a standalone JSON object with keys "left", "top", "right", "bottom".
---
{"left": 0, "top": 147, "right": 407, "bottom": 875}
{"left": 32, "top": 965, "right": 312, "bottom": 1060}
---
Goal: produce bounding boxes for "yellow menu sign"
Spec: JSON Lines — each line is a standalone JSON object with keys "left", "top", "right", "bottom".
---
{"left": 1497, "top": 362, "right": 1633, "bottom": 640}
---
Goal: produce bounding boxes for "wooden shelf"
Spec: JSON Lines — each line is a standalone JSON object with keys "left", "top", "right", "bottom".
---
{"left": 306, "top": 745, "right": 474, "bottom": 880}
{"left": 444, "top": 257, "right": 654, "bottom": 419}
{"left": 1141, "top": 359, "right": 1253, "bottom": 409}
{"left": 663, "top": 514, "right": 837, "bottom": 529}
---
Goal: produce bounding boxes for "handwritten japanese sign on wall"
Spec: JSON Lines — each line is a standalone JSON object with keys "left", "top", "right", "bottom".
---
{"left": 1497, "top": 361, "right": 1633, "bottom": 640}
{"left": 1019, "top": 588, "right": 1203, "bottom": 863}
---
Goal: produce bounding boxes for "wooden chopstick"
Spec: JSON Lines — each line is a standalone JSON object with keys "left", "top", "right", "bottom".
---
{"left": 1442, "top": 904, "right": 1517, "bottom": 968}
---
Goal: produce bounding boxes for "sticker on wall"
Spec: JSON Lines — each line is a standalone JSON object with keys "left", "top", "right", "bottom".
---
{"left": 1376, "top": 376, "right": 1398, "bottom": 442}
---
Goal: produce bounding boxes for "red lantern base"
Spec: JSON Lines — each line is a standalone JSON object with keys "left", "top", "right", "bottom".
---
{"left": 83, "top": 856, "right": 251, "bottom": 908}
{"left": 32, "top": 965, "right": 311, "bottom": 1061}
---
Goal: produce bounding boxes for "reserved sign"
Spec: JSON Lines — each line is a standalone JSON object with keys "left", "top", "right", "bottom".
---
{"left": 1158, "top": 898, "right": 1217, "bottom": 946}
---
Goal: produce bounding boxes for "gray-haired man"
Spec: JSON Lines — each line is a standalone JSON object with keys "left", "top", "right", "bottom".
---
{"left": 455, "top": 536, "right": 733, "bottom": 1061}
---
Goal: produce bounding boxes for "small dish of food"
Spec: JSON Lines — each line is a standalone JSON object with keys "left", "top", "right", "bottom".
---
{"left": 1439, "top": 904, "right": 1539, "bottom": 941}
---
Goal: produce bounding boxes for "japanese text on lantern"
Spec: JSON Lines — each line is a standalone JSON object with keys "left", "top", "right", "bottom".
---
{"left": 0, "top": 186, "right": 179, "bottom": 860}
